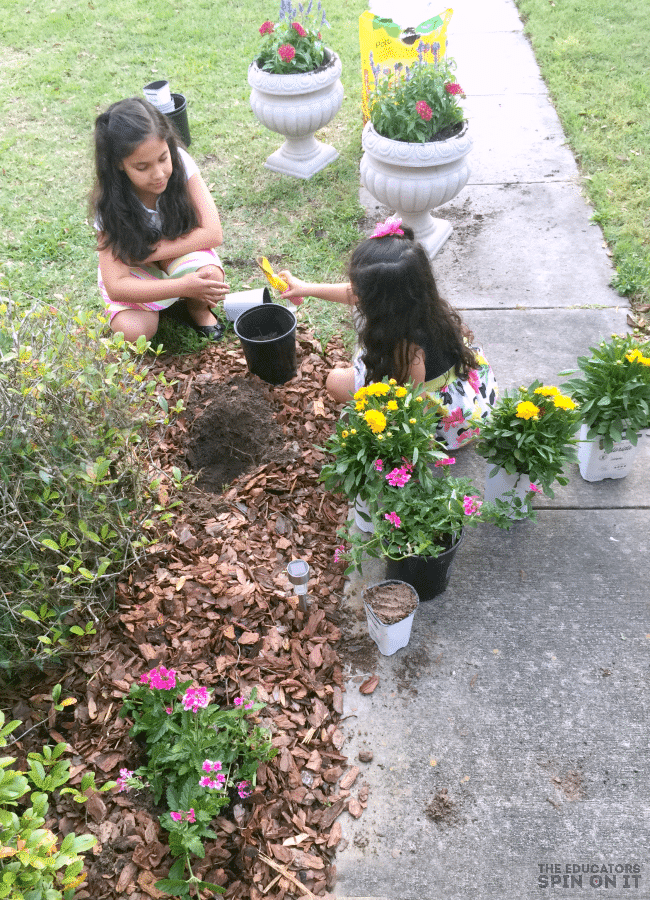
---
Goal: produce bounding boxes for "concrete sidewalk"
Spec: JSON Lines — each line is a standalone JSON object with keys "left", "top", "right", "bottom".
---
{"left": 336, "top": 2, "right": 650, "bottom": 898}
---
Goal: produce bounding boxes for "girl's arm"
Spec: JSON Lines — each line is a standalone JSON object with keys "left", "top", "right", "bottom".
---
{"left": 142, "top": 172, "right": 223, "bottom": 264}
{"left": 278, "top": 270, "right": 355, "bottom": 305}
{"left": 99, "top": 244, "right": 224, "bottom": 306}
{"left": 407, "top": 345, "right": 427, "bottom": 391}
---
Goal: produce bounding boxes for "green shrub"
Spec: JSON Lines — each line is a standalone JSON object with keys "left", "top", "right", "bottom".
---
{"left": 0, "top": 289, "right": 185, "bottom": 669}
{"left": 0, "top": 711, "right": 112, "bottom": 900}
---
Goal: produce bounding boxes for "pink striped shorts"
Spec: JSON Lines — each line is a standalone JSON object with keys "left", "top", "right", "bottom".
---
{"left": 99, "top": 249, "right": 223, "bottom": 321}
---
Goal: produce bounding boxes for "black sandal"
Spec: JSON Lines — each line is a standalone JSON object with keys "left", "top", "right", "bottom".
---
{"left": 190, "top": 321, "right": 224, "bottom": 342}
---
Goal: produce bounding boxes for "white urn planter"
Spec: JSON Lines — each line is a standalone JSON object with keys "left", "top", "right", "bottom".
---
{"left": 360, "top": 121, "right": 472, "bottom": 259}
{"left": 577, "top": 424, "right": 642, "bottom": 481}
{"left": 248, "top": 51, "right": 344, "bottom": 180}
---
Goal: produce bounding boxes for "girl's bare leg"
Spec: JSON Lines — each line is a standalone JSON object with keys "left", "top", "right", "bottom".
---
{"left": 111, "top": 309, "right": 159, "bottom": 342}
{"left": 184, "top": 264, "right": 224, "bottom": 326}
{"left": 326, "top": 366, "right": 356, "bottom": 403}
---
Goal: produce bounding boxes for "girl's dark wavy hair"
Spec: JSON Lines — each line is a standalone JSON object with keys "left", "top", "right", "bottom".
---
{"left": 349, "top": 227, "right": 477, "bottom": 384}
{"left": 90, "top": 97, "right": 198, "bottom": 264}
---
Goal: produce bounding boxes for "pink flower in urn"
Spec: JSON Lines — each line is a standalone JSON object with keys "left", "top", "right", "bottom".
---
{"left": 445, "top": 82, "right": 464, "bottom": 95}
{"left": 416, "top": 100, "right": 433, "bottom": 121}
{"left": 291, "top": 21, "right": 307, "bottom": 36}
{"left": 370, "top": 215, "right": 404, "bottom": 239}
{"left": 278, "top": 44, "right": 296, "bottom": 63}
{"left": 259, "top": 20, "right": 274, "bottom": 35}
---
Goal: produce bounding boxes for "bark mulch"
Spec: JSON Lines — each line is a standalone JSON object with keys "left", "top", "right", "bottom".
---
{"left": 4, "top": 326, "right": 373, "bottom": 900}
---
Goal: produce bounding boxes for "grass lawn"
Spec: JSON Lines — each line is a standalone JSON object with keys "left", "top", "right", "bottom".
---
{"left": 516, "top": 0, "right": 650, "bottom": 328}
{"left": 0, "top": 0, "right": 367, "bottom": 347}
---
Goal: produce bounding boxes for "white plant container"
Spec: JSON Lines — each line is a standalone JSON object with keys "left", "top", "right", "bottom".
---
{"left": 224, "top": 287, "right": 271, "bottom": 322}
{"left": 577, "top": 424, "right": 641, "bottom": 481}
{"left": 363, "top": 580, "right": 419, "bottom": 656}
{"left": 354, "top": 495, "right": 374, "bottom": 533}
{"left": 484, "top": 465, "right": 534, "bottom": 515}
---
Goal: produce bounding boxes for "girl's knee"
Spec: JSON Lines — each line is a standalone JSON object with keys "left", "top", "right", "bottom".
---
{"left": 197, "top": 263, "right": 224, "bottom": 279}
{"left": 326, "top": 367, "right": 356, "bottom": 403}
{"left": 110, "top": 310, "right": 159, "bottom": 343}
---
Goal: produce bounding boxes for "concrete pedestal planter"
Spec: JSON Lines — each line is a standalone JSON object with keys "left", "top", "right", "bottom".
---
{"left": 360, "top": 120, "right": 472, "bottom": 259}
{"left": 577, "top": 424, "right": 642, "bottom": 481}
{"left": 248, "top": 50, "right": 344, "bottom": 179}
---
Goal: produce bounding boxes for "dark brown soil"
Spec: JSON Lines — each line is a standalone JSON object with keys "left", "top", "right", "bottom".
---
{"left": 425, "top": 788, "right": 457, "bottom": 824}
{"left": 363, "top": 581, "right": 418, "bottom": 624}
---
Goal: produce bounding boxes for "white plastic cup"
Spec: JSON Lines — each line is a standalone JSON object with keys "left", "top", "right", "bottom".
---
{"left": 143, "top": 80, "right": 174, "bottom": 113}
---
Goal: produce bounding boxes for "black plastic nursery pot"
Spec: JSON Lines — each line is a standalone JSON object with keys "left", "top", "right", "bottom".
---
{"left": 385, "top": 531, "right": 464, "bottom": 602}
{"left": 234, "top": 303, "right": 297, "bottom": 386}
{"left": 165, "top": 93, "right": 191, "bottom": 146}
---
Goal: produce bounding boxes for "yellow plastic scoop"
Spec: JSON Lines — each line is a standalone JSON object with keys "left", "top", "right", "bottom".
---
{"left": 256, "top": 256, "right": 288, "bottom": 293}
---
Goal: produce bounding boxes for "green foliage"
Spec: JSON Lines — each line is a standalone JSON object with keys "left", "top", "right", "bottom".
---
{"left": 0, "top": 292, "right": 185, "bottom": 670}
{"left": 0, "top": 711, "right": 111, "bottom": 900}
{"left": 561, "top": 334, "right": 650, "bottom": 452}
{"left": 475, "top": 381, "right": 582, "bottom": 496}
{"left": 119, "top": 667, "right": 276, "bottom": 897}
{"left": 368, "top": 56, "right": 465, "bottom": 143}
{"left": 254, "top": 1, "right": 331, "bottom": 74}
{"left": 320, "top": 378, "right": 448, "bottom": 503}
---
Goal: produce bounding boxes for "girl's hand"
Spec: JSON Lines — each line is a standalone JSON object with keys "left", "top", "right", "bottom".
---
{"left": 181, "top": 269, "right": 230, "bottom": 305}
{"left": 278, "top": 270, "right": 306, "bottom": 306}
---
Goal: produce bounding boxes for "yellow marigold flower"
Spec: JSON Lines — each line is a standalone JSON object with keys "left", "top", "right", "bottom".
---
{"left": 350, "top": 428, "right": 357, "bottom": 435}
{"left": 516, "top": 401, "right": 540, "bottom": 420}
{"left": 640, "top": 355, "right": 650, "bottom": 367}
{"left": 415, "top": 396, "right": 423, "bottom": 402}
{"left": 364, "top": 409, "right": 387, "bottom": 434}
{"left": 626, "top": 349, "right": 642, "bottom": 363}
{"left": 395, "top": 387, "right": 407, "bottom": 398}
{"left": 534, "top": 385, "right": 560, "bottom": 397}
{"left": 387, "top": 400, "right": 398, "bottom": 411}
{"left": 355, "top": 399, "right": 367, "bottom": 411}
{"left": 389, "top": 378, "right": 397, "bottom": 385}
{"left": 353, "top": 387, "right": 367, "bottom": 401}
{"left": 342, "top": 430, "right": 349, "bottom": 438}
{"left": 409, "top": 418, "right": 417, "bottom": 424}
{"left": 372, "top": 382, "right": 390, "bottom": 396}
{"left": 552, "top": 394, "right": 577, "bottom": 410}
{"left": 386, "top": 431, "right": 393, "bottom": 437}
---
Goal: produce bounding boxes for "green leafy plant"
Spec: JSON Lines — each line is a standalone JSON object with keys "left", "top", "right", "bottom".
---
{"left": 367, "top": 48, "right": 465, "bottom": 143}
{"left": 561, "top": 334, "right": 650, "bottom": 452}
{"left": 255, "top": 0, "right": 331, "bottom": 74}
{"left": 0, "top": 297, "right": 186, "bottom": 669}
{"left": 119, "top": 666, "right": 277, "bottom": 898}
{"left": 0, "top": 711, "right": 113, "bottom": 900}
{"left": 475, "top": 381, "right": 582, "bottom": 496}
{"left": 320, "top": 378, "right": 448, "bottom": 510}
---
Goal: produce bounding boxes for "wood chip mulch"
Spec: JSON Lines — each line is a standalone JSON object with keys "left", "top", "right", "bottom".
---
{"left": 4, "top": 327, "right": 370, "bottom": 900}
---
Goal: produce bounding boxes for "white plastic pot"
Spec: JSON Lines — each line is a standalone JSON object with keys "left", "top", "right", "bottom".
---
{"left": 363, "top": 580, "right": 419, "bottom": 656}
{"left": 484, "top": 465, "right": 535, "bottom": 516}
{"left": 577, "top": 424, "right": 641, "bottom": 481}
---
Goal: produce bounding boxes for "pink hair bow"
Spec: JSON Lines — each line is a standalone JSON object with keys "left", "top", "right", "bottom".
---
{"left": 370, "top": 215, "right": 404, "bottom": 239}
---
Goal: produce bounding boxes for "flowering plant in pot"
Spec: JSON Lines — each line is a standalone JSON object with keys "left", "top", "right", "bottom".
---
{"left": 320, "top": 378, "right": 448, "bottom": 523}
{"left": 367, "top": 49, "right": 466, "bottom": 143}
{"left": 475, "top": 380, "right": 582, "bottom": 510}
{"left": 360, "top": 42, "right": 471, "bottom": 257}
{"left": 255, "top": 0, "right": 330, "bottom": 74}
{"left": 561, "top": 334, "right": 650, "bottom": 452}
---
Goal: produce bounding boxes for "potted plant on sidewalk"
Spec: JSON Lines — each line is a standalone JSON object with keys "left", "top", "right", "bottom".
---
{"left": 475, "top": 381, "right": 582, "bottom": 514}
{"left": 360, "top": 45, "right": 472, "bottom": 258}
{"left": 320, "top": 378, "right": 448, "bottom": 532}
{"left": 248, "top": 0, "right": 343, "bottom": 178}
{"left": 561, "top": 334, "right": 650, "bottom": 481}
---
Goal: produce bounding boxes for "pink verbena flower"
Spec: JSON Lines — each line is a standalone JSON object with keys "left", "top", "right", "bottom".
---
{"left": 334, "top": 544, "right": 345, "bottom": 563}
{"left": 416, "top": 100, "right": 433, "bottom": 121}
{"left": 259, "top": 20, "right": 274, "bottom": 35}
{"left": 385, "top": 511, "right": 401, "bottom": 528}
{"left": 434, "top": 457, "right": 456, "bottom": 467}
{"left": 278, "top": 44, "right": 296, "bottom": 63}
{"left": 445, "top": 82, "right": 464, "bottom": 95}
{"left": 170, "top": 811, "right": 182, "bottom": 822}
{"left": 116, "top": 768, "right": 134, "bottom": 792}
{"left": 237, "top": 780, "right": 253, "bottom": 799}
{"left": 291, "top": 21, "right": 307, "bottom": 36}
{"left": 234, "top": 697, "right": 244, "bottom": 707}
{"left": 245, "top": 700, "right": 254, "bottom": 710}
{"left": 182, "top": 685, "right": 210, "bottom": 713}
{"left": 140, "top": 665, "right": 177, "bottom": 691}
{"left": 400, "top": 458, "right": 414, "bottom": 473}
{"left": 373, "top": 459, "right": 384, "bottom": 472}
{"left": 170, "top": 808, "right": 196, "bottom": 823}
{"left": 200, "top": 775, "right": 226, "bottom": 789}
{"left": 386, "top": 466, "right": 411, "bottom": 487}
{"left": 462, "top": 495, "right": 483, "bottom": 516}
{"left": 529, "top": 483, "right": 542, "bottom": 493}
{"left": 165, "top": 706, "right": 173, "bottom": 715}
{"left": 202, "top": 759, "right": 223, "bottom": 773}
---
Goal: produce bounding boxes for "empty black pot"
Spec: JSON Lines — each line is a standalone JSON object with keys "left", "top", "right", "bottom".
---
{"left": 234, "top": 303, "right": 297, "bottom": 385}
{"left": 165, "top": 93, "right": 191, "bottom": 146}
